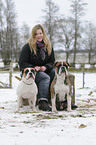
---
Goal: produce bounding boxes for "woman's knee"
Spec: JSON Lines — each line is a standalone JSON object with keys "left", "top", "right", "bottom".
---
{"left": 35, "top": 71, "right": 50, "bottom": 84}
{"left": 51, "top": 68, "right": 55, "bottom": 77}
{"left": 48, "top": 68, "right": 56, "bottom": 82}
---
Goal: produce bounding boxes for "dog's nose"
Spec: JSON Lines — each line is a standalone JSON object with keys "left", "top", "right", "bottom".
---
{"left": 61, "top": 67, "right": 65, "bottom": 72}
{"left": 29, "top": 73, "right": 32, "bottom": 76}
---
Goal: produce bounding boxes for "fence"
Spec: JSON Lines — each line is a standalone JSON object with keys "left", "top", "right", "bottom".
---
{"left": 55, "top": 49, "right": 96, "bottom": 88}
{"left": 0, "top": 49, "right": 96, "bottom": 88}
{"left": 55, "top": 49, "right": 96, "bottom": 64}
{"left": 0, "top": 63, "right": 12, "bottom": 88}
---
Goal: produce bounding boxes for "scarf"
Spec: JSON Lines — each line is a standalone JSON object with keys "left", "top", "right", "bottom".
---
{"left": 36, "top": 41, "right": 46, "bottom": 60}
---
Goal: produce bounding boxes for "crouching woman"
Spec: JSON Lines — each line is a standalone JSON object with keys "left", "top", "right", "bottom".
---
{"left": 19, "top": 24, "right": 55, "bottom": 111}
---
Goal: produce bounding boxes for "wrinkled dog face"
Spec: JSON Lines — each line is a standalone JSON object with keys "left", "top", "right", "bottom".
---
{"left": 55, "top": 62, "right": 70, "bottom": 76}
{"left": 23, "top": 68, "right": 36, "bottom": 80}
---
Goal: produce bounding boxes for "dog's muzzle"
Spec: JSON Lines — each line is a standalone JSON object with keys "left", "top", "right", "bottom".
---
{"left": 27, "top": 72, "right": 35, "bottom": 80}
{"left": 59, "top": 66, "right": 67, "bottom": 75}
{"left": 61, "top": 67, "right": 66, "bottom": 72}
{"left": 29, "top": 72, "right": 32, "bottom": 77}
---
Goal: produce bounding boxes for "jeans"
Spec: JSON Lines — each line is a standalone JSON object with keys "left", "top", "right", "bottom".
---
{"left": 35, "top": 68, "right": 55, "bottom": 102}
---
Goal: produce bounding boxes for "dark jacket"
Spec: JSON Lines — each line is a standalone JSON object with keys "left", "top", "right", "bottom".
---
{"left": 19, "top": 43, "right": 55, "bottom": 72}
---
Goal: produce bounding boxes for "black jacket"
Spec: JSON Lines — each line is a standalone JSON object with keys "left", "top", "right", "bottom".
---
{"left": 19, "top": 43, "right": 55, "bottom": 72}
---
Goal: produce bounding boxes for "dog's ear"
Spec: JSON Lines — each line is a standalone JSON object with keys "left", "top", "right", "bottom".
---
{"left": 63, "top": 62, "right": 70, "bottom": 69}
{"left": 66, "top": 62, "right": 70, "bottom": 67}
{"left": 22, "top": 69, "right": 24, "bottom": 74}
{"left": 21, "top": 69, "right": 24, "bottom": 77}
{"left": 54, "top": 62, "right": 61, "bottom": 67}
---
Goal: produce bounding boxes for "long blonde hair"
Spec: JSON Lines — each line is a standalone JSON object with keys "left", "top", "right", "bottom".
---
{"left": 27, "top": 24, "right": 52, "bottom": 55}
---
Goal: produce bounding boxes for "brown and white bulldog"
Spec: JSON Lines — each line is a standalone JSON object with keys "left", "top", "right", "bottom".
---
{"left": 16, "top": 68, "right": 37, "bottom": 111}
{"left": 50, "top": 61, "right": 72, "bottom": 112}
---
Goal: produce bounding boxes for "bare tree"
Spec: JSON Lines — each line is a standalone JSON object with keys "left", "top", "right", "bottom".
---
{"left": 0, "top": 0, "right": 4, "bottom": 51}
{"left": 1, "top": 0, "right": 19, "bottom": 65}
{"left": 83, "top": 22, "right": 96, "bottom": 63}
{"left": 57, "top": 17, "right": 74, "bottom": 61}
{"left": 42, "top": 0, "right": 60, "bottom": 47}
{"left": 58, "top": 17, "right": 74, "bottom": 50}
{"left": 12, "top": 27, "right": 21, "bottom": 62}
{"left": 20, "top": 22, "right": 30, "bottom": 47}
{"left": 70, "top": 0, "right": 87, "bottom": 63}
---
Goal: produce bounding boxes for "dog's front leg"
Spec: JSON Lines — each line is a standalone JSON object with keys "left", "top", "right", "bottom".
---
{"left": 17, "top": 96, "right": 23, "bottom": 111}
{"left": 51, "top": 90, "right": 57, "bottom": 112}
{"left": 31, "top": 96, "right": 36, "bottom": 112}
{"left": 50, "top": 83, "right": 57, "bottom": 112}
{"left": 51, "top": 95, "right": 57, "bottom": 112}
{"left": 67, "top": 93, "right": 71, "bottom": 112}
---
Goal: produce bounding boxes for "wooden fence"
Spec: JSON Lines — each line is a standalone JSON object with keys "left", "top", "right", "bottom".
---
{"left": 55, "top": 49, "right": 96, "bottom": 64}
{"left": 0, "top": 63, "right": 12, "bottom": 88}
{"left": 55, "top": 49, "right": 96, "bottom": 88}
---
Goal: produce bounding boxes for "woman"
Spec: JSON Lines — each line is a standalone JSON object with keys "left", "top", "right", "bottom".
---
{"left": 19, "top": 24, "right": 55, "bottom": 111}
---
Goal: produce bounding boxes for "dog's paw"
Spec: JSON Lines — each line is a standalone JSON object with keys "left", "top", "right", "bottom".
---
{"left": 32, "top": 107, "right": 37, "bottom": 112}
{"left": 67, "top": 108, "right": 72, "bottom": 112}
{"left": 15, "top": 108, "right": 20, "bottom": 112}
{"left": 14, "top": 110, "right": 19, "bottom": 113}
{"left": 52, "top": 107, "right": 57, "bottom": 112}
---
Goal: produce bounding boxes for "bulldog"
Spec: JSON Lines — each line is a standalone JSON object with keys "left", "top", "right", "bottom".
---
{"left": 50, "top": 61, "right": 72, "bottom": 112}
{"left": 16, "top": 68, "right": 37, "bottom": 111}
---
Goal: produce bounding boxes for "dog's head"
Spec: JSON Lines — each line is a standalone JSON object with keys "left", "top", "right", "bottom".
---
{"left": 22, "top": 68, "right": 36, "bottom": 80}
{"left": 54, "top": 61, "right": 70, "bottom": 75}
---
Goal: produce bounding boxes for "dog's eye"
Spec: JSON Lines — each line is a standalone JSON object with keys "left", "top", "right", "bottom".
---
{"left": 31, "top": 69, "right": 35, "bottom": 75}
{"left": 31, "top": 69, "right": 34, "bottom": 73}
{"left": 25, "top": 69, "right": 29, "bottom": 74}
{"left": 59, "top": 64, "right": 62, "bottom": 67}
{"left": 57, "top": 65, "right": 62, "bottom": 70}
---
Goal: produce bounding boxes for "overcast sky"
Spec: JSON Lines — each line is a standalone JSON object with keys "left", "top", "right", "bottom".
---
{"left": 14, "top": 0, "right": 96, "bottom": 30}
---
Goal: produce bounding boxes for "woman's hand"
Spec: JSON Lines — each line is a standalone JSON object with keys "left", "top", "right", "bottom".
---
{"left": 40, "top": 66, "right": 46, "bottom": 71}
{"left": 35, "top": 66, "right": 41, "bottom": 71}
{"left": 35, "top": 66, "right": 46, "bottom": 72}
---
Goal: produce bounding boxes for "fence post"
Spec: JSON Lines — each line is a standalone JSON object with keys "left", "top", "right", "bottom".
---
{"left": 68, "top": 74, "right": 75, "bottom": 104}
{"left": 9, "top": 62, "right": 13, "bottom": 88}
{"left": 82, "top": 64, "right": 85, "bottom": 88}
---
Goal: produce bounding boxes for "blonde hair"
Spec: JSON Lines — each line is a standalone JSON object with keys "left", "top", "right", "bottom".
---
{"left": 27, "top": 24, "right": 52, "bottom": 55}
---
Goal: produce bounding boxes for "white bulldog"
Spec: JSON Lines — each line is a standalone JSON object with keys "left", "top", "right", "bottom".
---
{"left": 16, "top": 68, "right": 37, "bottom": 111}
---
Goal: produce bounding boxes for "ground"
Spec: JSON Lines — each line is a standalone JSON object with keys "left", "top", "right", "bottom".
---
{"left": 0, "top": 72, "right": 96, "bottom": 145}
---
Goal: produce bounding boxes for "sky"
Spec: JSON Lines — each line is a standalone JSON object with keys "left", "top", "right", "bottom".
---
{"left": 14, "top": 0, "right": 96, "bottom": 31}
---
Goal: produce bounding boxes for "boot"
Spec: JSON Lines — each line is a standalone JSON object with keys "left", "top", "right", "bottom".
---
{"left": 72, "top": 103, "right": 78, "bottom": 109}
{"left": 38, "top": 100, "right": 52, "bottom": 111}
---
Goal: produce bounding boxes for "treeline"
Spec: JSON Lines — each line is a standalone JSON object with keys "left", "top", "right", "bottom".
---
{"left": 0, "top": 0, "right": 96, "bottom": 65}
{"left": 0, "top": 0, "right": 30, "bottom": 65}
{"left": 42, "top": 0, "right": 96, "bottom": 63}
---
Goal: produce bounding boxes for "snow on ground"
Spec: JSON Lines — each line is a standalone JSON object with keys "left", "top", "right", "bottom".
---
{"left": 0, "top": 72, "right": 96, "bottom": 145}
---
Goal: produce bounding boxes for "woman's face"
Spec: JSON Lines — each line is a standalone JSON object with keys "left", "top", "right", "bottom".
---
{"left": 35, "top": 29, "right": 43, "bottom": 42}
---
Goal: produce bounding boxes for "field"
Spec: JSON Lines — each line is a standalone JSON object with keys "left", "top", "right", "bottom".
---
{"left": 0, "top": 72, "right": 96, "bottom": 145}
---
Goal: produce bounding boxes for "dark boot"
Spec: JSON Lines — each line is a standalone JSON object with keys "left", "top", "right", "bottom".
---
{"left": 38, "top": 100, "right": 52, "bottom": 111}
{"left": 72, "top": 103, "right": 78, "bottom": 109}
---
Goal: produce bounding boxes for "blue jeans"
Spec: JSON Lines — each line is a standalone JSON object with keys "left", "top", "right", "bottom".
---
{"left": 35, "top": 69, "right": 55, "bottom": 102}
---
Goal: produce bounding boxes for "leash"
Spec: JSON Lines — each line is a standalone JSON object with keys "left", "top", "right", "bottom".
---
{"left": 15, "top": 76, "right": 22, "bottom": 81}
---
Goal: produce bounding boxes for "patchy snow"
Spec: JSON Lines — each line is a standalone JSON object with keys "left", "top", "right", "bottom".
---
{"left": 0, "top": 72, "right": 96, "bottom": 145}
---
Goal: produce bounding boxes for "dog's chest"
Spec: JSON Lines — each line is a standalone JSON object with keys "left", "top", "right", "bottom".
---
{"left": 55, "top": 75, "right": 69, "bottom": 95}
{"left": 17, "top": 81, "right": 37, "bottom": 97}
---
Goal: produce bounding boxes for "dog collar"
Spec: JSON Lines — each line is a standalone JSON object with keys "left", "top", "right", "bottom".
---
{"left": 23, "top": 81, "right": 33, "bottom": 85}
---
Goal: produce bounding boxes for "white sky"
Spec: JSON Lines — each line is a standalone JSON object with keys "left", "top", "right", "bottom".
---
{"left": 14, "top": 0, "right": 96, "bottom": 31}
